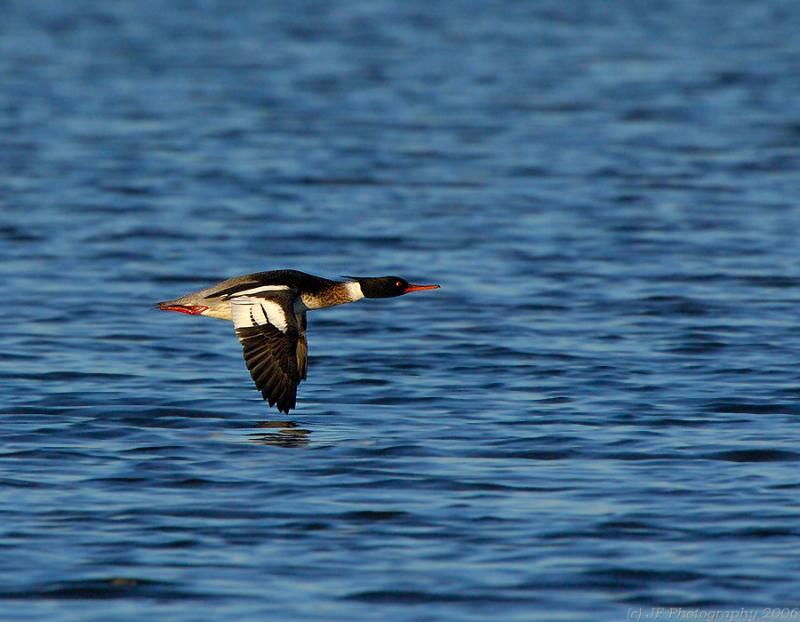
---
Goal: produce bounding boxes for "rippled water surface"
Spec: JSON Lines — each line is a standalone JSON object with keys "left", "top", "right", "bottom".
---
{"left": 2, "top": 1, "right": 800, "bottom": 620}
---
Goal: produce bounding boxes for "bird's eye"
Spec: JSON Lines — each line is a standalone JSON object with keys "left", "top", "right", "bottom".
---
{"left": 395, "top": 280, "right": 403, "bottom": 288}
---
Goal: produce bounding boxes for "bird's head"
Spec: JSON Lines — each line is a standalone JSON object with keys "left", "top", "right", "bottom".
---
{"left": 345, "top": 276, "right": 440, "bottom": 299}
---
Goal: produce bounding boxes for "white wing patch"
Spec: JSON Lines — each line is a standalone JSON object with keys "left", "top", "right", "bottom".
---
{"left": 231, "top": 296, "right": 289, "bottom": 333}
{"left": 233, "top": 285, "right": 291, "bottom": 297}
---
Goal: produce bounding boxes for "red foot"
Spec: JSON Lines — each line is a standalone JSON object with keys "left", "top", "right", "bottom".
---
{"left": 159, "top": 304, "right": 209, "bottom": 315}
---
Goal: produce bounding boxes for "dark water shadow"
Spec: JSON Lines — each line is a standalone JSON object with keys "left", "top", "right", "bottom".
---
{"left": 247, "top": 420, "right": 311, "bottom": 448}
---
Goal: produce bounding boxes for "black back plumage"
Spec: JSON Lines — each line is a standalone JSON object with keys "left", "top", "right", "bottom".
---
{"left": 210, "top": 270, "right": 337, "bottom": 301}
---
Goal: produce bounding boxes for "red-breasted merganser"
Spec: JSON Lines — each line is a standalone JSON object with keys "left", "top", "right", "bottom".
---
{"left": 157, "top": 269, "right": 440, "bottom": 414}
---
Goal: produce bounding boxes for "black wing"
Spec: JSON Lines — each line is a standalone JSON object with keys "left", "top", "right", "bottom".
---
{"left": 295, "top": 307, "right": 308, "bottom": 381}
{"left": 230, "top": 293, "right": 306, "bottom": 414}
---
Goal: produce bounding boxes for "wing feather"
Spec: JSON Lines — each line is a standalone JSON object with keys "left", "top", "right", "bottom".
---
{"left": 230, "top": 293, "right": 307, "bottom": 414}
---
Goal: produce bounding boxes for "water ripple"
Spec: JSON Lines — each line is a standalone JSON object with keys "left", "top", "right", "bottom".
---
{"left": 2, "top": 1, "right": 800, "bottom": 621}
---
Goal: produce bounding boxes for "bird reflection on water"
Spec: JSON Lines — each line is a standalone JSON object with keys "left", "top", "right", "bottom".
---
{"left": 247, "top": 420, "right": 311, "bottom": 448}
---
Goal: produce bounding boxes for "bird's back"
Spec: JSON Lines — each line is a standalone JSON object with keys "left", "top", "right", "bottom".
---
{"left": 157, "top": 270, "right": 339, "bottom": 320}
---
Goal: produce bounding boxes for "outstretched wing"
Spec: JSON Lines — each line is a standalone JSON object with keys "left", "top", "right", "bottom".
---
{"left": 230, "top": 292, "right": 306, "bottom": 414}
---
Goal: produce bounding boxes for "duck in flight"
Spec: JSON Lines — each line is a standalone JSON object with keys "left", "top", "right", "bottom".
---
{"left": 157, "top": 270, "right": 440, "bottom": 414}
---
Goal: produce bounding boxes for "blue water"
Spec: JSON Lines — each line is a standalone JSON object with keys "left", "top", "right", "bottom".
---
{"left": 2, "top": 1, "right": 800, "bottom": 620}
